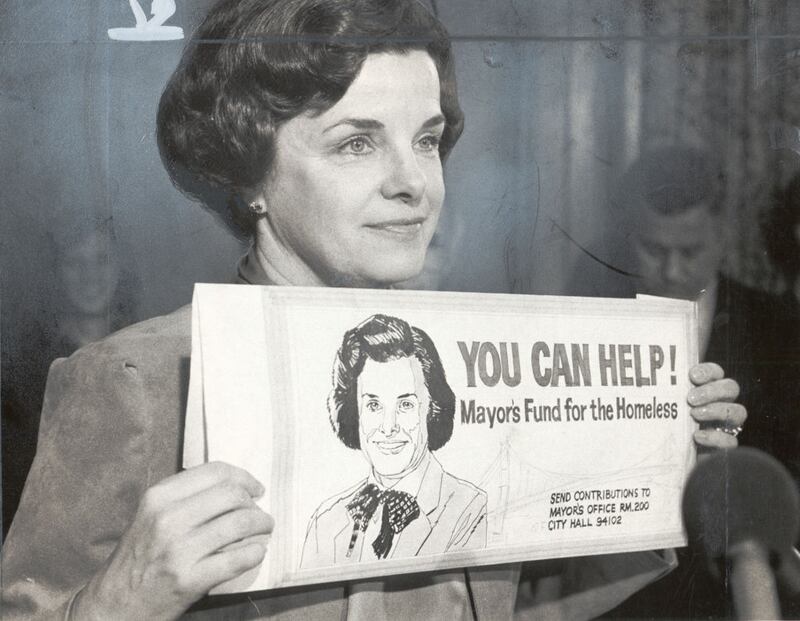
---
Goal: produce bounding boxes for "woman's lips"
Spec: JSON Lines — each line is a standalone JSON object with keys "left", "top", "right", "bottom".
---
{"left": 374, "top": 440, "right": 409, "bottom": 455}
{"left": 365, "top": 219, "right": 425, "bottom": 239}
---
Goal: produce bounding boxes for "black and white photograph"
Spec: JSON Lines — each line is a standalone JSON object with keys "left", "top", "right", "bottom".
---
{"left": 1, "top": 1, "right": 798, "bottom": 619}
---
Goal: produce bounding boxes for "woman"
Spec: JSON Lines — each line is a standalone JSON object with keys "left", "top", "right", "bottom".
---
{"left": 2, "top": 1, "right": 746, "bottom": 619}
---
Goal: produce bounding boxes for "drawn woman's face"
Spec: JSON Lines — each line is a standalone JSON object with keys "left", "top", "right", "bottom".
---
{"left": 251, "top": 51, "right": 446, "bottom": 287}
{"left": 357, "top": 357, "right": 430, "bottom": 479}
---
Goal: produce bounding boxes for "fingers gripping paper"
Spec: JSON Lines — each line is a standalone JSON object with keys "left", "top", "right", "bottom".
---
{"left": 185, "top": 285, "right": 698, "bottom": 593}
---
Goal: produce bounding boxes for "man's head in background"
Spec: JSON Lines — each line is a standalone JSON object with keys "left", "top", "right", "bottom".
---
{"left": 615, "top": 146, "right": 727, "bottom": 300}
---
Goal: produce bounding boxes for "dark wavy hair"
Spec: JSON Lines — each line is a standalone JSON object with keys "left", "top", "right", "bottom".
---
{"left": 328, "top": 314, "right": 455, "bottom": 451}
{"left": 157, "top": 0, "right": 464, "bottom": 238}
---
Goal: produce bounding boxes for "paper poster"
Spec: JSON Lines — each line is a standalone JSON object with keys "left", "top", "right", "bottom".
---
{"left": 185, "top": 284, "right": 698, "bottom": 592}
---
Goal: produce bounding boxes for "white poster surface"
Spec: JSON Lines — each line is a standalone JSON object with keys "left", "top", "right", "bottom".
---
{"left": 185, "top": 284, "right": 698, "bottom": 592}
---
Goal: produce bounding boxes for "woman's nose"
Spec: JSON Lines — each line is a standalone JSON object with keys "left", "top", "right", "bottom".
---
{"left": 380, "top": 146, "right": 426, "bottom": 206}
{"left": 380, "top": 406, "right": 399, "bottom": 435}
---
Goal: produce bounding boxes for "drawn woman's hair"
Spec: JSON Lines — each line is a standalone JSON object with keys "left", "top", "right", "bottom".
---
{"left": 156, "top": 0, "right": 464, "bottom": 238}
{"left": 328, "top": 314, "right": 455, "bottom": 451}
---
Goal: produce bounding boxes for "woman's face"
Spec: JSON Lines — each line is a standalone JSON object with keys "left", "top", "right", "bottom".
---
{"left": 253, "top": 51, "right": 446, "bottom": 287}
{"left": 58, "top": 232, "right": 120, "bottom": 315}
{"left": 357, "top": 356, "right": 430, "bottom": 479}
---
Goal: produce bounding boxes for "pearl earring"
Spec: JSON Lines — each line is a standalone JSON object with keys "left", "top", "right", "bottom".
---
{"left": 248, "top": 202, "right": 267, "bottom": 216}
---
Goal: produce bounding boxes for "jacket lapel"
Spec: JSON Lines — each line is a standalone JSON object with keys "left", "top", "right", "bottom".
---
{"left": 390, "top": 510, "right": 433, "bottom": 558}
{"left": 391, "top": 455, "right": 443, "bottom": 558}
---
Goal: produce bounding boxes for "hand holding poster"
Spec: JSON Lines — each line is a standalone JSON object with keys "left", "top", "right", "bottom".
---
{"left": 185, "top": 285, "right": 698, "bottom": 593}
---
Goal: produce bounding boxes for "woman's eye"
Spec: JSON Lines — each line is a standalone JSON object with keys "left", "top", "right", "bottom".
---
{"left": 339, "top": 136, "right": 374, "bottom": 155}
{"left": 365, "top": 399, "right": 383, "bottom": 413}
{"left": 397, "top": 398, "right": 417, "bottom": 412}
{"left": 417, "top": 134, "right": 441, "bottom": 152}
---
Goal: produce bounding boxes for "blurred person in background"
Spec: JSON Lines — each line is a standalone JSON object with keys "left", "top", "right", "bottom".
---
{"left": 616, "top": 146, "right": 797, "bottom": 476}
{"left": 1, "top": 220, "right": 139, "bottom": 538}
{"left": 607, "top": 145, "right": 798, "bottom": 619}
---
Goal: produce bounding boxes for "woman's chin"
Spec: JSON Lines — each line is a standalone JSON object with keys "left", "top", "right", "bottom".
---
{"left": 339, "top": 258, "right": 427, "bottom": 289}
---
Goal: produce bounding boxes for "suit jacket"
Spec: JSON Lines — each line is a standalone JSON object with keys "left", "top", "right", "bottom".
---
{"left": 706, "top": 277, "right": 800, "bottom": 480}
{"left": 301, "top": 456, "right": 487, "bottom": 568}
{"left": 1, "top": 304, "right": 676, "bottom": 620}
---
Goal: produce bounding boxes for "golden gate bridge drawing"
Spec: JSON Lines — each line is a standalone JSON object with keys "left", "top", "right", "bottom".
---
{"left": 474, "top": 433, "right": 683, "bottom": 545}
